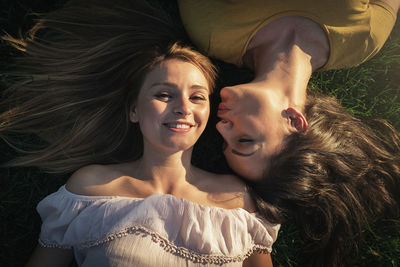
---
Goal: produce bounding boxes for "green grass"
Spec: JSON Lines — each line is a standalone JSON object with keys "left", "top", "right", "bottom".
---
{"left": 309, "top": 27, "right": 400, "bottom": 129}
{"left": 1, "top": 1, "right": 399, "bottom": 266}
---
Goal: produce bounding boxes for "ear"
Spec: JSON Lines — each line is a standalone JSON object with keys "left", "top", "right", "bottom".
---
{"left": 285, "top": 107, "right": 308, "bottom": 134}
{"left": 129, "top": 103, "right": 139, "bottom": 123}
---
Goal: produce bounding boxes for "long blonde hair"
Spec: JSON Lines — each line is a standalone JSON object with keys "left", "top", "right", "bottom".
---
{"left": 0, "top": 0, "right": 216, "bottom": 173}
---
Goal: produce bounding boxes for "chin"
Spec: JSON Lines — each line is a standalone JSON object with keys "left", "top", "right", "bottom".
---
{"left": 165, "top": 141, "right": 196, "bottom": 152}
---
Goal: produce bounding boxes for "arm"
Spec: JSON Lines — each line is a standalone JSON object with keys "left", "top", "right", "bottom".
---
{"left": 243, "top": 252, "right": 273, "bottom": 267}
{"left": 26, "top": 245, "right": 74, "bottom": 267}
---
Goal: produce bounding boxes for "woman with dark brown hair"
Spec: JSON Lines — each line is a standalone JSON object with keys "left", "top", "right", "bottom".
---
{"left": 178, "top": 0, "right": 399, "bottom": 181}
{"left": 249, "top": 90, "right": 400, "bottom": 266}
{"left": 178, "top": 0, "right": 400, "bottom": 265}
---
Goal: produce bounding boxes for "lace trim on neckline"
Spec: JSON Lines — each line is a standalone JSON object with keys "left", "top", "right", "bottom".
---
{"left": 39, "top": 225, "right": 270, "bottom": 264}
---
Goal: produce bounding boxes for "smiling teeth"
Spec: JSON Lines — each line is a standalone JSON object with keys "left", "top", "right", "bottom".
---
{"left": 167, "top": 123, "right": 191, "bottom": 129}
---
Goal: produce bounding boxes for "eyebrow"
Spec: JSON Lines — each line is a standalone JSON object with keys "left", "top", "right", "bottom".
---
{"left": 151, "top": 82, "right": 208, "bottom": 91}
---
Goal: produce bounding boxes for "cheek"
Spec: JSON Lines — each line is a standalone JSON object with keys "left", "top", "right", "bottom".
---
{"left": 150, "top": 101, "right": 167, "bottom": 114}
{"left": 140, "top": 102, "right": 166, "bottom": 119}
{"left": 137, "top": 105, "right": 164, "bottom": 130}
{"left": 195, "top": 104, "right": 210, "bottom": 124}
{"left": 138, "top": 119, "right": 158, "bottom": 136}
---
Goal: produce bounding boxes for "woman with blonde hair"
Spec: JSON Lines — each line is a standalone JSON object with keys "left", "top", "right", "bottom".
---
{"left": 1, "top": 1, "right": 279, "bottom": 266}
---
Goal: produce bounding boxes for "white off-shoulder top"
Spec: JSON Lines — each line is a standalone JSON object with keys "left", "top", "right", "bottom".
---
{"left": 37, "top": 185, "right": 280, "bottom": 266}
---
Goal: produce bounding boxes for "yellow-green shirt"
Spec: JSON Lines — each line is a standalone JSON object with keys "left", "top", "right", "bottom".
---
{"left": 178, "top": 0, "right": 397, "bottom": 70}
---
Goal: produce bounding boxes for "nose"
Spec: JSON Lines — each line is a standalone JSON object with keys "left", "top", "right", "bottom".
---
{"left": 216, "top": 119, "right": 233, "bottom": 143}
{"left": 220, "top": 86, "right": 239, "bottom": 103}
{"left": 173, "top": 96, "right": 191, "bottom": 116}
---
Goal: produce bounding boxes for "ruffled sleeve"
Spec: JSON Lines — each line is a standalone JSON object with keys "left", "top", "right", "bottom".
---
{"left": 37, "top": 186, "right": 95, "bottom": 248}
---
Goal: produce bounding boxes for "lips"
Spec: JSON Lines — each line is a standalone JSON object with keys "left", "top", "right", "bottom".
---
{"left": 163, "top": 122, "right": 194, "bottom": 132}
{"left": 217, "top": 103, "right": 230, "bottom": 116}
{"left": 165, "top": 123, "right": 191, "bottom": 129}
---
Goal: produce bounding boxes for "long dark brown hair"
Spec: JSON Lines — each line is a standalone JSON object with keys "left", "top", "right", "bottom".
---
{"left": 0, "top": 0, "right": 216, "bottom": 173}
{"left": 249, "top": 90, "right": 400, "bottom": 266}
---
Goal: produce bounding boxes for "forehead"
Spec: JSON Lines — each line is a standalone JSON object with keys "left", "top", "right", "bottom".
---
{"left": 137, "top": 59, "right": 210, "bottom": 96}
{"left": 148, "top": 59, "right": 207, "bottom": 81}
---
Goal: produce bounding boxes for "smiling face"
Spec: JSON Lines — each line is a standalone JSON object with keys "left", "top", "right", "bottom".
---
{"left": 216, "top": 83, "right": 307, "bottom": 180}
{"left": 130, "top": 59, "right": 210, "bottom": 153}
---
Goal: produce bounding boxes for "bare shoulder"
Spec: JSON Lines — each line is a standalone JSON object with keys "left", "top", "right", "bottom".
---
{"left": 209, "top": 172, "right": 246, "bottom": 190}
{"left": 218, "top": 173, "right": 257, "bottom": 212}
{"left": 66, "top": 164, "right": 122, "bottom": 196}
{"left": 196, "top": 169, "right": 256, "bottom": 212}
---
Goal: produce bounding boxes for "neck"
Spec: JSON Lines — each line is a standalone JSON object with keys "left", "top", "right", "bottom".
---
{"left": 133, "top": 146, "right": 196, "bottom": 194}
{"left": 243, "top": 16, "right": 329, "bottom": 108}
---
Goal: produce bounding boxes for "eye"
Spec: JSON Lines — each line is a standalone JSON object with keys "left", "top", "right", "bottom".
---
{"left": 190, "top": 94, "right": 208, "bottom": 102}
{"left": 237, "top": 138, "right": 255, "bottom": 150}
{"left": 155, "top": 92, "right": 172, "bottom": 101}
{"left": 231, "top": 138, "right": 259, "bottom": 157}
{"left": 238, "top": 138, "right": 254, "bottom": 143}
